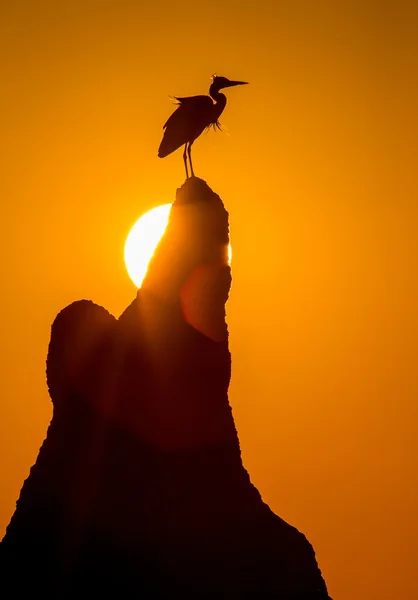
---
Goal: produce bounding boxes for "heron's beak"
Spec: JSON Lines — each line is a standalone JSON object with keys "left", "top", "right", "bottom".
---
{"left": 224, "top": 80, "right": 248, "bottom": 87}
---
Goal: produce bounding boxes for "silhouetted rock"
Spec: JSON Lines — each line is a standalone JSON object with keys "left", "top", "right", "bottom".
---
{"left": 1, "top": 177, "right": 332, "bottom": 598}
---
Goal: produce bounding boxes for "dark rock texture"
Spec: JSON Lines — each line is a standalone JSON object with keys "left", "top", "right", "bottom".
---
{"left": 1, "top": 177, "right": 332, "bottom": 598}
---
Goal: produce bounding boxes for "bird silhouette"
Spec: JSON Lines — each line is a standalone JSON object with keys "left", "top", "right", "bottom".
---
{"left": 158, "top": 75, "right": 248, "bottom": 178}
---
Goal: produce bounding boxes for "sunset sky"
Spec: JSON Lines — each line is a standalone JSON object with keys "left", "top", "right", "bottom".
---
{"left": 1, "top": 2, "right": 418, "bottom": 598}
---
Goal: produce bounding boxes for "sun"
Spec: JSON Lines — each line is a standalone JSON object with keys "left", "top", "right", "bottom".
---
{"left": 124, "top": 204, "right": 172, "bottom": 288}
{"left": 124, "top": 203, "right": 233, "bottom": 288}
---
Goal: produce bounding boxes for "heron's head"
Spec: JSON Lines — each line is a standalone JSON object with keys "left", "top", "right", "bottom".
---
{"left": 210, "top": 75, "right": 248, "bottom": 95}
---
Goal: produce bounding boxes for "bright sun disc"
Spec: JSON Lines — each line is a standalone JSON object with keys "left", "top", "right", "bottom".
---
{"left": 124, "top": 203, "right": 233, "bottom": 288}
{"left": 124, "top": 204, "right": 172, "bottom": 288}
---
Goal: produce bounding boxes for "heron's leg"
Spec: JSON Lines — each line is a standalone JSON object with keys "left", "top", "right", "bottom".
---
{"left": 188, "top": 141, "right": 195, "bottom": 177}
{"left": 183, "top": 144, "right": 189, "bottom": 179}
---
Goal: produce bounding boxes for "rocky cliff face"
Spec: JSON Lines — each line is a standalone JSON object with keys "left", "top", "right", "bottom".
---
{"left": 1, "top": 177, "right": 332, "bottom": 598}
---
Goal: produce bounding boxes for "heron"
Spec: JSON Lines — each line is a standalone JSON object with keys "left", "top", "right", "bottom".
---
{"left": 158, "top": 75, "right": 248, "bottom": 178}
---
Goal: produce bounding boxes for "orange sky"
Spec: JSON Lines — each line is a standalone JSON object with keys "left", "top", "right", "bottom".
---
{"left": 1, "top": 2, "right": 418, "bottom": 598}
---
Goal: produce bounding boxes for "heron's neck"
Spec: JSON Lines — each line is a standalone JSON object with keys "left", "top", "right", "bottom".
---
{"left": 209, "top": 89, "right": 227, "bottom": 118}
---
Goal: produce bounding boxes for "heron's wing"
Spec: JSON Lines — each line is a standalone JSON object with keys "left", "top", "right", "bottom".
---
{"left": 159, "top": 95, "right": 215, "bottom": 158}
{"left": 163, "top": 95, "right": 213, "bottom": 129}
{"left": 172, "top": 95, "right": 211, "bottom": 104}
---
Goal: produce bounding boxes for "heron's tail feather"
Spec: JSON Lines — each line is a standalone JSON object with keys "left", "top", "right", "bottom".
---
{"left": 158, "top": 129, "right": 184, "bottom": 158}
{"left": 158, "top": 137, "right": 172, "bottom": 158}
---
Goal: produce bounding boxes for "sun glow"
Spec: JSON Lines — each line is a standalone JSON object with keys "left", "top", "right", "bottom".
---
{"left": 124, "top": 203, "right": 233, "bottom": 288}
{"left": 124, "top": 204, "right": 172, "bottom": 288}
